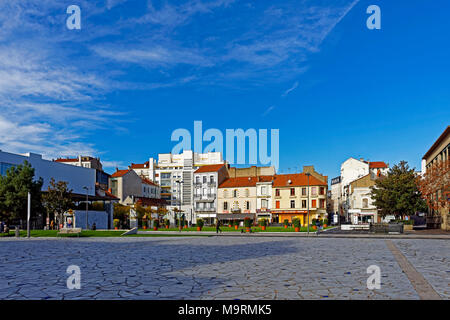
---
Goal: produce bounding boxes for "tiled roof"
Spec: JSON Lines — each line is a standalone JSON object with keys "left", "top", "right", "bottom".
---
{"left": 141, "top": 177, "right": 159, "bottom": 187}
{"left": 369, "top": 161, "right": 388, "bottom": 169}
{"left": 272, "top": 174, "right": 327, "bottom": 187}
{"left": 194, "top": 164, "right": 226, "bottom": 173}
{"left": 130, "top": 161, "right": 149, "bottom": 169}
{"left": 111, "top": 169, "right": 130, "bottom": 178}
{"left": 219, "top": 175, "right": 274, "bottom": 188}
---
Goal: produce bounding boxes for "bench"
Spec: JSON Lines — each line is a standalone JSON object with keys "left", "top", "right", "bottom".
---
{"left": 57, "top": 228, "right": 82, "bottom": 237}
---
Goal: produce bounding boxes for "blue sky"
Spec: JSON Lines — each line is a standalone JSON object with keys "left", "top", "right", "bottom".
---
{"left": 0, "top": 0, "right": 449, "bottom": 179}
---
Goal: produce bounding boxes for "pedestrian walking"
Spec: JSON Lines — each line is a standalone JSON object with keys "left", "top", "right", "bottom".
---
{"left": 215, "top": 219, "right": 222, "bottom": 234}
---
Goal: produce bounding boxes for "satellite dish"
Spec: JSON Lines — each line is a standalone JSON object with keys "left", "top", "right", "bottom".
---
{"left": 288, "top": 179, "right": 292, "bottom": 184}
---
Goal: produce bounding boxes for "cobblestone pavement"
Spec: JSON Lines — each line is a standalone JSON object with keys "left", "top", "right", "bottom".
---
{"left": 0, "top": 237, "right": 448, "bottom": 300}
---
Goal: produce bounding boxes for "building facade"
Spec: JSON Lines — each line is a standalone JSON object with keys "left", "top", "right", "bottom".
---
{"left": 0, "top": 150, "right": 96, "bottom": 196}
{"left": 271, "top": 172, "right": 328, "bottom": 225}
{"left": 54, "top": 155, "right": 110, "bottom": 190}
{"left": 193, "top": 164, "right": 229, "bottom": 224}
{"left": 421, "top": 126, "right": 450, "bottom": 230}
{"left": 129, "top": 151, "right": 225, "bottom": 224}
{"left": 339, "top": 158, "right": 389, "bottom": 222}
{"left": 348, "top": 174, "right": 383, "bottom": 224}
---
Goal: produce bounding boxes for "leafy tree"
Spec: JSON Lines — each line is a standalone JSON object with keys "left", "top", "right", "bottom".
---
{"left": 370, "top": 161, "right": 427, "bottom": 219}
{"left": 0, "top": 161, "right": 43, "bottom": 223}
{"left": 42, "top": 178, "right": 73, "bottom": 226}
{"left": 416, "top": 158, "right": 450, "bottom": 214}
{"left": 113, "top": 202, "right": 130, "bottom": 224}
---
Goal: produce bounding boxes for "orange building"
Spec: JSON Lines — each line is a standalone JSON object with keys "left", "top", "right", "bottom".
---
{"left": 271, "top": 173, "right": 328, "bottom": 225}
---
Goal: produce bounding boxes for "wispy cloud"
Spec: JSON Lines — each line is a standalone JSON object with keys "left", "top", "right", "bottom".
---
{"left": 262, "top": 105, "right": 276, "bottom": 117}
{"left": 282, "top": 81, "right": 299, "bottom": 97}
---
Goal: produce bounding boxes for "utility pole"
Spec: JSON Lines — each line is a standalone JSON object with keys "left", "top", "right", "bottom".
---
{"left": 306, "top": 173, "right": 311, "bottom": 235}
{"left": 83, "top": 186, "right": 89, "bottom": 230}
{"left": 27, "top": 192, "right": 31, "bottom": 238}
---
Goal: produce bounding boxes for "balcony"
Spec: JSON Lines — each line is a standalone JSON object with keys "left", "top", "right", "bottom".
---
{"left": 194, "top": 194, "right": 216, "bottom": 201}
{"left": 195, "top": 207, "right": 216, "bottom": 213}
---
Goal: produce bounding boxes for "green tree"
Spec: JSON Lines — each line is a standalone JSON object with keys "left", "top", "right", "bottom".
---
{"left": 113, "top": 202, "right": 130, "bottom": 224}
{"left": 370, "top": 161, "right": 427, "bottom": 219}
{"left": 0, "top": 161, "right": 43, "bottom": 223}
{"left": 42, "top": 178, "right": 74, "bottom": 227}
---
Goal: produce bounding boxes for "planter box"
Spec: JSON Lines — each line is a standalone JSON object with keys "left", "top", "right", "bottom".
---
{"left": 403, "top": 224, "right": 413, "bottom": 231}
{"left": 370, "top": 223, "right": 404, "bottom": 234}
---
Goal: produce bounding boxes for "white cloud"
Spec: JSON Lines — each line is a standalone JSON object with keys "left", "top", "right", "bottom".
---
{"left": 282, "top": 81, "right": 299, "bottom": 97}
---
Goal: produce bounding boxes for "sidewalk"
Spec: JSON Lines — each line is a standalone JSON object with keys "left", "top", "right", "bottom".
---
{"left": 137, "top": 229, "right": 450, "bottom": 240}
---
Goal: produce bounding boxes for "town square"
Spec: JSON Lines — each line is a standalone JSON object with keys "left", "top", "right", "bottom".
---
{"left": 0, "top": 1, "right": 449, "bottom": 305}
{"left": 0, "top": 236, "right": 448, "bottom": 300}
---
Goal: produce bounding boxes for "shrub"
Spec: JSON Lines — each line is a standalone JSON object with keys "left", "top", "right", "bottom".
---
{"left": 234, "top": 219, "right": 240, "bottom": 226}
{"left": 312, "top": 218, "right": 317, "bottom": 224}
{"left": 244, "top": 217, "right": 252, "bottom": 228}
{"left": 283, "top": 219, "right": 289, "bottom": 227}
{"left": 324, "top": 218, "right": 328, "bottom": 225}
{"left": 153, "top": 219, "right": 160, "bottom": 228}
{"left": 259, "top": 218, "right": 267, "bottom": 227}
{"left": 197, "top": 218, "right": 204, "bottom": 228}
{"left": 164, "top": 219, "right": 170, "bottom": 227}
{"left": 292, "top": 218, "right": 301, "bottom": 228}
{"left": 113, "top": 219, "right": 120, "bottom": 229}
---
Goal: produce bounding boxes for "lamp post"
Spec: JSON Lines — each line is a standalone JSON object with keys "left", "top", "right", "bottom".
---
{"left": 175, "top": 180, "right": 183, "bottom": 232}
{"left": 83, "top": 186, "right": 89, "bottom": 230}
{"left": 306, "top": 173, "right": 311, "bottom": 235}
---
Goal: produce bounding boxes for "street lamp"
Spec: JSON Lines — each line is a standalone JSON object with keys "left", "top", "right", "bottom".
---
{"left": 305, "top": 173, "right": 311, "bottom": 235}
{"left": 175, "top": 180, "right": 183, "bottom": 232}
{"left": 83, "top": 186, "right": 89, "bottom": 230}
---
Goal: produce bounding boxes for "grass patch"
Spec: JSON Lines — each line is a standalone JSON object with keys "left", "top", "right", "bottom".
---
{"left": 139, "top": 226, "right": 334, "bottom": 233}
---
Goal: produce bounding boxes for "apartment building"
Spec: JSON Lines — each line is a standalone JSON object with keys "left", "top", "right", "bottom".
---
{"left": 348, "top": 174, "right": 383, "bottom": 224}
{"left": 336, "top": 157, "right": 389, "bottom": 221}
{"left": 193, "top": 164, "right": 229, "bottom": 224}
{"left": 271, "top": 170, "right": 328, "bottom": 225}
{"left": 217, "top": 166, "right": 276, "bottom": 223}
{"left": 129, "top": 151, "right": 225, "bottom": 224}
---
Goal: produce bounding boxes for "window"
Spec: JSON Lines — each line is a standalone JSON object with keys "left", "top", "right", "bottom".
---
{"left": 161, "top": 173, "right": 171, "bottom": 179}
{"left": 362, "top": 198, "right": 369, "bottom": 208}
{"left": 196, "top": 176, "right": 200, "bottom": 183}
{"left": 302, "top": 188, "right": 306, "bottom": 196}
{"left": 290, "top": 200, "right": 295, "bottom": 208}
{"left": 203, "top": 176, "right": 207, "bottom": 183}
{"left": 320, "top": 199, "right": 325, "bottom": 208}
{"left": 224, "top": 202, "right": 228, "bottom": 210}
{"left": 210, "top": 175, "right": 214, "bottom": 183}
{"left": 224, "top": 190, "right": 229, "bottom": 198}
{"left": 245, "top": 189, "right": 249, "bottom": 197}
{"left": 302, "top": 200, "right": 307, "bottom": 208}
{"left": 246, "top": 201, "right": 250, "bottom": 210}
{"left": 233, "top": 189, "right": 238, "bottom": 197}
{"left": 311, "top": 187, "right": 317, "bottom": 196}
{"left": 275, "top": 189, "right": 280, "bottom": 196}
{"left": 319, "top": 187, "right": 325, "bottom": 195}
{"left": 312, "top": 199, "right": 317, "bottom": 208}
{"left": 290, "top": 188, "right": 295, "bottom": 196}
{"left": 276, "top": 201, "right": 280, "bottom": 209}
{"left": 261, "top": 199, "right": 268, "bottom": 208}
{"left": 261, "top": 186, "right": 266, "bottom": 195}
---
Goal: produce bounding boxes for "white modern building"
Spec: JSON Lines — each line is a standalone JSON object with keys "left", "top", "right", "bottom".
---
{"left": 336, "top": 157, "right": 389, "bottom": 222}
{"left": 193, "top": 164, "right": 229, "bottom": 224}
{"left": 129, "top": 151, "right": 225, "bottom": 224}
{"left": 0, "top": 150, "right": 96, "bottom": 196}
